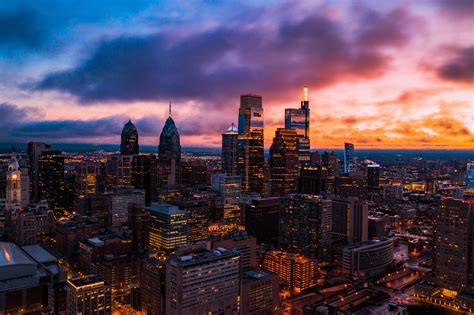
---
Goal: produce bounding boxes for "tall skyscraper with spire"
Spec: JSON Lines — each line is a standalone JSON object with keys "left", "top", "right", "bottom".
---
{"left": 285, "top": 86, "right": 311, "bottom": 164}
{"left": 120, "top": 120, "right": 139, "bottom": 155}
{"left": 158, "top": 103, "right": 181, "bottom": 188}
{"left": 237, "top": 94, "right": 264, "bottom": 194}
{"left": 222, "top": 123, "right": 238, "bottom": 175}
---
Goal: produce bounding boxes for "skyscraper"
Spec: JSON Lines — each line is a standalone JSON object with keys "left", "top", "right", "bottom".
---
{"left": 120, "top": 120, "right": 139, "bottom": 155}
{"left": 285, "top": 86, "right": 311, "bottom": 164}
{"left": 466, "top": 162, "right": 474, "bottom": 193}
{"left": 269, "top": 128, "right": 299, "bottom": 196}
{"left": 343, "top": 142, "right": 355, "bottom": 174}
{"left": 146, "top": 203, "right": 189, "bottom": 251}
{"left": 332, "top": 197, "right": 368, "bottom": 244}
{"left": 222, "top": 123, "right": 238, "bottom": 175}
{"left": 27, "top": 141, "right": 51, "bottom": 203}
{"left": 367, "top": 163, "right": 380, "bottom": 188}
{"left": 433, "top": 198, "right": 474, "bottom": 294}
{"left": 280, "top": 194, "right": 332, "bottom": 260}
{"left": 237, "top": 94, "right": 264, "bottom": 194}
{"left": 38, "top": 151, "right": 65, "bottom": 212}
{"left": 158, "top": 107, "right": 181, "bottom": 189}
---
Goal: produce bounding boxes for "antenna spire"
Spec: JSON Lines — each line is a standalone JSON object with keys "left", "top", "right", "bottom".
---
{"left": 303, "top": 86, "right": 308, "bottom": 102}
{"left": 169, "top": 101, "right": 172, "bottom": 116}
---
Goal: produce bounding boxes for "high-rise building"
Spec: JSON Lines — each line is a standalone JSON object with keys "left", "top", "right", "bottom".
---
{"left": 75, "top": 162, "right": 106, "bottom": 196}
{"left": 237, "top": 94, "right": 264, "bottom": 194}
{"left": 244, "top": 197, "right": 280, "bottom": 245}
{"left": 27, "top": 141, "right": 51, "bottom": 203}
{"left": 106, "top": 154, "right": 133, "bottom": 191}
{"left": 166, "top": 247, "right": 241, "bottom": 314}
{"left": 120, "top": 119, "right": 139, "bottom": 155}
{"left": 367, "top": 163, "right": 380, "bottom": 188}
{"left": 173, "top": 198, "right": 209, "bottom": 243}
{"left": 212, "top": 173, "right": 241, "bottom": 226}
{"left": 332, "top": 197, "right": 368, "bottom": 244}
{"left": 111, "top": 187, "right": 146, "bottom": 227}
{"left": 466, "top": 162, "right": 474, "bottom": 193}
{"left": 262, "top": 250, "right": 317, "bottom": 291}
{"left": 6, "top": 153, "right": 29, "bottom": 209}
{"left": 67, "top": 275, "right": 112, "bottom": 315}
{"left": 141, "top": 258, "right": 166, "bottom": 315}
{"left": 77, "top": 195, "right": 112, "bottom": 229}
{"left": 146, "top": 203, "right": 189, "bottom": 251}
{"left": 38, "top": 151, "right": 65, "bottom": 212}
{"left": 222, "top": 123, "right": 238, "bottom": 175}
{"left": 132, "top": 155, "right": 152, "bottom": 204}
{"left": 128, "top": 203, "right": 150, "bottom": 250}
{"left": 285, "top": 86, "right": 311, "bottom": 164}
{"left": 343, "top": 142, "right": 355, "bottom": 174}
{"left": 241, "top": 268, "right": 280, "bottom": 314}
{"left": 280, "top": 195, "right": 332, "bottom": 260}
{"left": 158, "top": 109, "right": 181, "bottom": 189}
{"left": 269, "top": 128, "right": 299, "bottom": 196}
{"left": 433, "top": 198, "right": 474, "bottom": 294}
{"left": 299, "top": 164, "right": 327, "bottom": 195}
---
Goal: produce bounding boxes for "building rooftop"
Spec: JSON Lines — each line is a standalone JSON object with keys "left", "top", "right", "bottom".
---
{"left": 146, "top": 202, "right": 186, "bottom": 215}
{"left": 170, "top": 247, "right": 239, "bottom": 266}
{"left": 22, "top": 245, "right": 57, "bottom": 264}
{"left": 0, "top": 242, "right": 37, "bottom": 281}
{"left": 68, "top": 274, "right": 105, "bottom": 288}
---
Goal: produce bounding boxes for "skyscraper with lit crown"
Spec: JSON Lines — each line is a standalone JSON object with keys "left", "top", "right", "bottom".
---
{"left": 158, "top": 103, "right": 181, "bottom": 188}
{"left": 222, "top": 123, "right": 238, "bottom": 175}
{"left": 285, "top": 86, "right": 311, "bottom": 164}
{"left": 120, "top": 119, "right": 139, "bottom": 155}
{"left": 237, "top": 94, "right": 264, "bottom": 194}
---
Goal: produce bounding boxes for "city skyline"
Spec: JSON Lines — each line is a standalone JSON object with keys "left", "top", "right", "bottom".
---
{"left": 0, "top": 1, "right": 473, "bottom": 149}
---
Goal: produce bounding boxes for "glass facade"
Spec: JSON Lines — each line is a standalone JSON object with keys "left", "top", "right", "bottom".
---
{"left": 120, "top": 120, "right": 139, "bottom": 155}
{"left": 344, "top": 142, "right": 355, "bottom": 173}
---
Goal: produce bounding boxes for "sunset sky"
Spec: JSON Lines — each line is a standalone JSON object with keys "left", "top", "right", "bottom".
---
{"left": 0, "top": 0, "right": 473, "bottom": 149}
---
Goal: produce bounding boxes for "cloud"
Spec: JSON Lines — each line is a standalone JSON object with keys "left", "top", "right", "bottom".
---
{"left": 435, "top": 0, "right": 474, "bottom": 17}
{"left": 0, "top": 9, "right": 45, "bottom": 49}
{"left": 35, "top": 6, "right": 419, "bottom": 105}
{"left": 436, "top": 46, "right": 474, "bottom": 84}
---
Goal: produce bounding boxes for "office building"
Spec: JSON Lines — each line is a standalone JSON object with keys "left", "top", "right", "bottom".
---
{"left": 241, "top": 268, "right": 279, "bottom": 314}
{"left": 75, "top": 162, "right": 106, "bottom": 196}
{"left": 38, "top": 151, "right": 65, "bottom": 212}
{"left": 27, "top": 141, "right": 51, "bottom": 203}
{"left": 269, "top": 128, "right": 299, "bottom": 196}
{"left": 244, "top": 197, "right": 280, "bottom": 245}
{"left": 111, "top": 188, "right": 146, "bottom": 226}
{"left": 173, "top": 198, "right": 209, "bottom": 243}
{"left": 141, "top": 258, "right": 166, "bottom": 315}
{"left": 433, "top": 198, "right": 474, "bottom": 293}
{"left": 367, "top": 163, "right": 380, "bottom": 188}
{"left": 106, "top": 154, "right": 133, "bottom": 190}
{"left": 280, "top": 195, "right": 332, "bottom": 260}
{"left": 120, "top": 119, "right": 139, "bottom": 155}
{"left": 146, "top": 203, "right": 189, "bottom": 251}
{"left": 166, "top": 247, "right": 241, "bottom": 314}
{"left": 180, "top": 159, "right": 208, "bottom": 188}
{"left": 55, "top": 217, "right": 99, "bottom": 260}
{"left": 285, "top": 86, "right": 311, "bottom": 164}
{"left": 222, "top": 123, "right": 238, "bottom": 175}
{"left": 342, "top": 239, "right": 394, "bottom": 278}
{"left": 237, "top": 94, "right": 264, "bottom": 194}
{"left": 67, "top": 275, "right": 112, "bottom": 315}
{"left": 209, "top": 231, "right": 257, "bottom": 270}
{"left": 128, "top": 203, "right": 150, "bottom": 250}
{"left": 343, "top": 143, "right": 355, "bottom": 174}
{"left": 299, "top": 164, "right": 327, "bottom": 195}
{"left": 332, "top": 197, "right": 368, "bottom": 243}
{"left": 6, "top": 153, "right": 29, "bottom": 209}
{"left": 158, "top": 108, "right": 181, "bottom": 189}
{"left": 466, "top": 162, "right": 474, "bottom": 193}
{"left": 132, "top": 155, "right": 153, "bottom": 205}
{"left": 262, "top": 250, "right": 317, "bottom": 291}
{"left": 77, "top": 194, "right": 112, "bottom": 229}
{"left": 212, "top": 173, "right": 241, "bottom": 226}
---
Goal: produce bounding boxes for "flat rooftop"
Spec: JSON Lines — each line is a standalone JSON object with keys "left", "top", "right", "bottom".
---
{"left": 146, "top": 203, "right": 185, "bottom": 215}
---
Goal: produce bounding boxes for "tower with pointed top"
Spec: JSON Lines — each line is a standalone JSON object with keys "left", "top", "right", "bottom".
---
{"left": 158, "top": 107, "right": 181, "bottom": 188}
{"left": 222, "top": 123, "right": 238, "bottom": 175}
{"left": 6, "top": 153, "right": 30, "bottom": 209}
{"left": 285, "top": 86, "right": 311, "bottom": 164}
{"left": 120, "top": 120, "right": 139, "bottom": 155}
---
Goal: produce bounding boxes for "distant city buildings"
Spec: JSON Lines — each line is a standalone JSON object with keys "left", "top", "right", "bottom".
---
{"left": 344, "top": 142, "right": 355, "bottom": 174}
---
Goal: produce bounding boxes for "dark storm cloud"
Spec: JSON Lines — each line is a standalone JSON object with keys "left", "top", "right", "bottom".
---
{"left": 0, "top": 9, "right": 44, "bottom": 49}
{"left": 437, "top": 46, "right": 474, "bottom": 83}
{"left": 35, "top": 7, "right": 419, "bottom": 105}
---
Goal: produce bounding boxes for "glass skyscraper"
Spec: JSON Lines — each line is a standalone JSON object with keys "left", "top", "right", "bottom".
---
{"left": 285, "top": 86, "right": 311, "bottom": 164}
{"left": 466, "top": 162, "right": 474, "bottom": 193}
{"left": 158, "top": 111, "right": 181, "bottom": 188}
{"left": 222, "top": 123, "right": 238, "bottom": 175}
{"left": 269, "top": 128, "right": 299, "bottom": 196}
{"left": 344, "top": 142, "right": 355, "bottom": 174}
{"left": 237, "top": 94, "right": 264, "bottom": 194}
{"left": 120, "top": 120, "right": 139, "bottom": 155}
